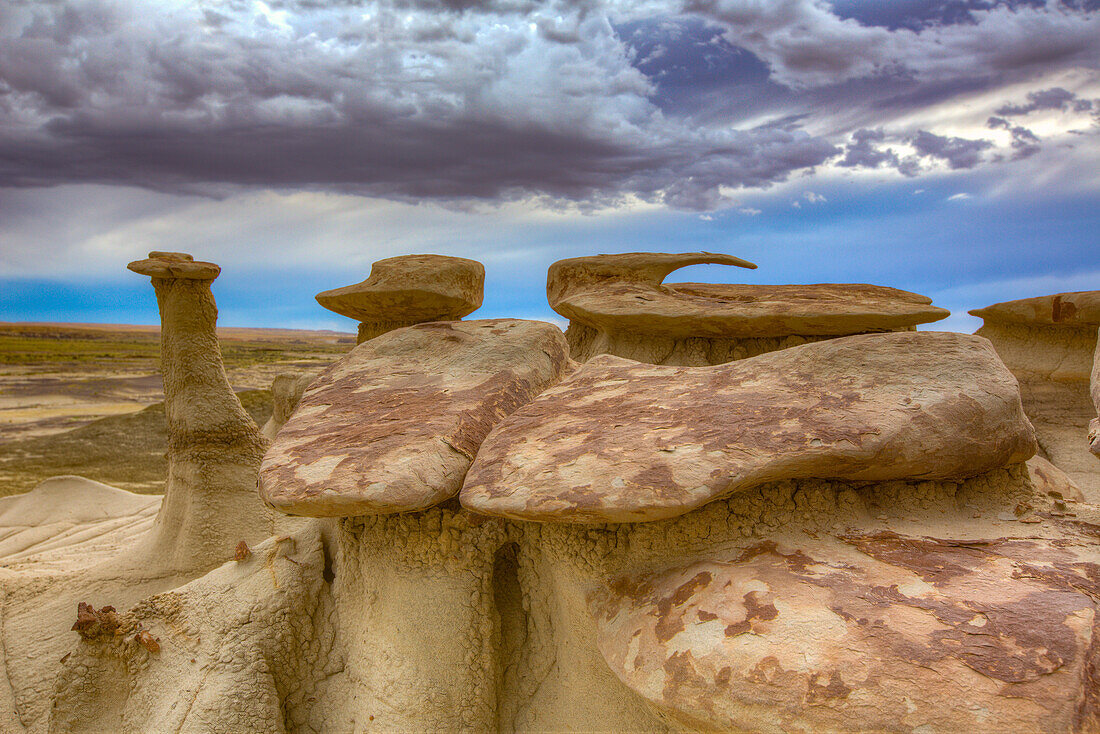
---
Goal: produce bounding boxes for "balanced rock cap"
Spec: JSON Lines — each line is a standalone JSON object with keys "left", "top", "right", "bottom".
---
{"left": 969, "top": 291, "right": 1100, "bottom": 328}
{"left": 315, "top": 254, "right": 485, "bottom": 325}
{"left": 548, "top": 252, "right": 949, "bottom": 338}
{"left": 460, "top": 331, "right": 1035, "bottom": 523}
{"left": 259, "top": 319, "right": 571, "bottom": 517}
{"left": 127, "top": 251, "right": 221, "bottom": 280}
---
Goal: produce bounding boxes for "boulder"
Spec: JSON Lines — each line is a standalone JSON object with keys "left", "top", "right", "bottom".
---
{"left": 461, "top": 331, "right": 1035, "bottom": 523}
{"left": 260, "top": 319, "right": 571, "bottom": 517}
{"left": 316, "top": 254, "right": 485, "bottom": 343}
{"left": 548, "top": 252, "right": 949, "bottom": 364}
{"left": 589, "top": 526, "right": 1100, "bottom": 732}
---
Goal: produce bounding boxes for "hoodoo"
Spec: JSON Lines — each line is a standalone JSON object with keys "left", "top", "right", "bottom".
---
{"left": 971, "top": 291, "right": 1100, "bottom": 500}
{"left": 126, "top": 252, "right": 282, "bottom": 571}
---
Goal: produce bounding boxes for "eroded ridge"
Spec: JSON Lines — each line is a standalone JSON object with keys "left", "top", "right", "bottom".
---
{"left": 462, "top": 331, "right": 1036, "bottom": 522}
{"left": 547, "top": 251, "right": 949, "bottom": 365}
{"left": 315, "top": 254, "right": 485, "bottom": 343}
{"left": 972, "top": 291, "right": 1100, "bottom": 500}
{"left": 260, "top": 319, "right": 572, "bottom": 516}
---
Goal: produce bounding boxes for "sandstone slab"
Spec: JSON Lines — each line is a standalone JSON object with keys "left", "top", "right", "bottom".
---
{"left": 461, "top": 331, "right": 1036, "bottom": 523}
{"left": 589, "top": 529, "right": 1100, "bottom": 732}
{"left": 260, "top": 319, "right": 571, "bottom": 517}
{"left": 316, "top": 254, "right": 484, "bottom": 341}
{"left": 548, "top": 252, "right": 948, "bottom": 340}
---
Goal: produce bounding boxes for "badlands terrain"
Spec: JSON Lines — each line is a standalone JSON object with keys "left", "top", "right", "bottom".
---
{"left": 0, "top": 322, "right": 349, "bottom": 496}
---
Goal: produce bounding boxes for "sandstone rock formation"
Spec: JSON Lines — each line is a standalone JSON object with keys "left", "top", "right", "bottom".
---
{"left": 549, "top": 252, "right": 950, "bottom": 364}
{"left": 316, "top": 254, "right": 484, "bottom": 343}
{"left": 126, "top": 252, "right": 284, "bottom": 571}
{"left": 261, "top": 372, "right": 315, "bottom": 441}
{"left": 0, "top": 253, "right": 294, "bottom": 733}
{"left": 972, "top": 291, "right": 1100, "bottom": 501}
{"left": 462, "top": 331, "right": 1035, "bottom": 522}
{"left": 6, "top": 254, "right": 1100, "bottom": 733}
{"left": 260, "top": 320, "right": 570, "bottom": 516}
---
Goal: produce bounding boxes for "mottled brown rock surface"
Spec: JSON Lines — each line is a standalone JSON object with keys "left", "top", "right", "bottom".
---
{"left": 547, "top": 252, "right": 949, "bottom": 364}
{"left": 589, "top": 527, "right": 1100, "bottom": 732}
{"left": 260, "top": 319, "right": 571, "bottom": 517}
{"left": 316, "top": 254, "right": 484, "bottom": 342}
{"left": 461, "top": 331, "right": 1035, "bottom": 523}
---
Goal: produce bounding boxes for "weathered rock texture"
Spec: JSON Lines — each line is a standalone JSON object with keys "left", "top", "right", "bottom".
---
{"left": 261, "top": 372, "right": 315, "bottom": 441}
{"left": 0, "top": 253, "right": 296, "bottom": 733}
{"left": 1091, "top": 326, "right": 1099, "bottom": 457}
{"left": 549, "top": 252, "right": 949, "bottom": 365}
{"left": 126, "top": 251, "right": 282, "bottom": 571}
{"left": 591, "top": 523, "right": 1100, "bottom": 732}
{"left": 315, "top": 254, "right": 484, "bottom": 343}
{"left": 463, "top": 331, "right": 1035, "bottom": 522}
{"left": 8, "top": 263, "right": 1100, "bottom": 734}
{"left": 972, "top": 291, "right": 1100, "bottom": 501}
{"left": 260, "top": 320, "right": 571, "bottom": 517}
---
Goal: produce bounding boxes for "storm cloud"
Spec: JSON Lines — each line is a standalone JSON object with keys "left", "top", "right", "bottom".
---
{"left": 0, "top": 0, "right": 1097, "bottom": 209}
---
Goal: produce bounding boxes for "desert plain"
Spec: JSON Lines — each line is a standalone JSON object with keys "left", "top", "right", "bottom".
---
{"left": 0, "top": 321, "right": 350, "bottom": 496}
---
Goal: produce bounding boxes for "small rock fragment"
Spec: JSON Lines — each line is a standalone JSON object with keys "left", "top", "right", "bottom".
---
{"left": 235, "top": 541, "right": 251, "bottom": 562}
{"left": 135, "top": 629, "right": 160, "bottom": 654}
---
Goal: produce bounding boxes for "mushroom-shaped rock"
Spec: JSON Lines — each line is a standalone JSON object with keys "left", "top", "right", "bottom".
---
{"left": 260, "top": 372, "right": 315, "bottom": 441}
{"left": 315, "top": 254, "right": 485, "bottom": 343}
{"left": 126, "top": 251, "right": 281, "bottom": 571}
{"left": 461, "top": 331, "right": 1036, "bottom": 523}
{"left": 971, "top": 291, "right": 1100, "bottom": 499}
{"left": 589, "top": 529, "right": 1100, "bottom": 732}
{"left": 259, "top": 319, "right": 571, "bottom": 517}
{"left": 548, "top": 252, "right": 950, "bottom": 365}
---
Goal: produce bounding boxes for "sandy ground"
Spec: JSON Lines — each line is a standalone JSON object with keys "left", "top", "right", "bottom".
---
{"left": 0, "top": 322, "right": 349, "bottom": 495}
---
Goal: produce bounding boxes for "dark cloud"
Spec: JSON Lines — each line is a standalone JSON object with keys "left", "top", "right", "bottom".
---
{"left": 0, "top": 0, "right": 1096, "bottom": 210}
{"left": 680, "top": 0, "right": 1100, "bottom": 88}
{"left": 987, "top": 115, "right": 1041, "bottom": 158}
{"left": 837, "top": 128, "right": 900, "bottom": 168}
{"left": 0, "top": 0, "right": 843, "bottom": 209}
{"left": 910, "top": 130, "right": 994, "bottom": 169}
{"left": 995, "top": 86, "right": 1080, "bottom": 115}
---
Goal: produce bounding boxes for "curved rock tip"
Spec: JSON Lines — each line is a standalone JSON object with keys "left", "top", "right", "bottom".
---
{"left": 260, "top": 319, "right": 571, "bottom": 517}
{"left": 316, "top": 254, "right": 485, "bottom": 343}
{"left": 546, "top": 251, "right": 757, "bottom": 305}
{"left": 126, "top": 251, "right": 277, "bottom": 572}
{"left": 461, "top": 331, "right": 1036, "bottom": 523}
{"left": 548, "top": 251, "right": 948, "bottom": 342}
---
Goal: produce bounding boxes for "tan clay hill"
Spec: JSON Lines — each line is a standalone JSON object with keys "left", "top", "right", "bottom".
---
{"left": 2, "top": 252, "right": 1099, "bottom": 733}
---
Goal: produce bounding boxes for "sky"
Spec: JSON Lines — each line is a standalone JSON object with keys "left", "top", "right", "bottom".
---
{"left": 0, "top": 0, "right": 1097, "bottom": 334}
